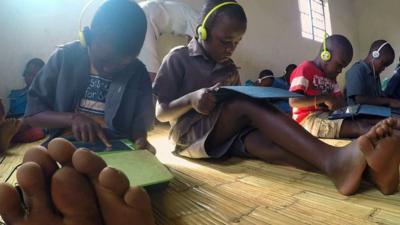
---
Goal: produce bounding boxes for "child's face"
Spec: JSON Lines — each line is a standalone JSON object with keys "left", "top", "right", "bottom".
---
{"left": 324, "top": 50, "right": 352, "bottom": 79}
{"left": 24, "top": 64, "right": 42, "bottom": 86}
{"left": 89, "top": 39, "right": 136, "bottom": 75}
{"left": 202, "top": 14, "right": 246, "bottom": 63}
{"left": 373, "top": 54, "right": 394, "bottom": 75}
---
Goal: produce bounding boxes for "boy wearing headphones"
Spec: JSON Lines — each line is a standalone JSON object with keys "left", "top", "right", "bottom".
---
{"left": 289, "top": 35, "right": 387, "bottom": 139}
{"left": 345, "top": 40, "right": 400, "bottom": 108}
{"left": 24, "top": 0, "right": 154, "bottom": 150}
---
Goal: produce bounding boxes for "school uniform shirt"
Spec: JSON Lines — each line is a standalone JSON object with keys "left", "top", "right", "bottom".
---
{"left": 289, "top": 61, "right": 342, "bottom": 123}
{"left": 153, "top": 38, "right": 240, "bottom": 146}
{"left": 138, "top": 0, "right": 199, "bottom": 73}
{"left": 384, "top": 65, "right": 400, "bottom": 99}
{"left": 26, "top": 41, "right": 154, "bottom": 139}
{"left": 345, "top": 60, "right": 383, "bottom": 105}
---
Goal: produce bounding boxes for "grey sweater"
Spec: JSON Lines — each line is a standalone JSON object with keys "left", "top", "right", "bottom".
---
{"left": 26, "top": 41, "right": 154, "bottom": 139}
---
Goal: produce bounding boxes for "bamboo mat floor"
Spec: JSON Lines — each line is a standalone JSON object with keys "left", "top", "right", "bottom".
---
{"left": 1, "top": 125, "right": 400, "bottom": 225}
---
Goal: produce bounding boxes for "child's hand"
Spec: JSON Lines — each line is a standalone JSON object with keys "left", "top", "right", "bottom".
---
{"left": 191, "top": 83, "right": 220, "bottom": 115}
{"left": 71, "top": 113, "right": 111, "bottom": 147}
{"left": 323, "top": 96, "right": 344, "bottom": 111}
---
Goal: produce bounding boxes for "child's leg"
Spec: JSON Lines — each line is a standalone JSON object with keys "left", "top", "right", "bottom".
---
{"left": 339, "top": 118, "right": 382, "bottom": 138}
{"left": 0, "top": 118, "right": 22, "bottom": 154}
{"left": 207, "top": 99, "right": 400, "bottom": 195}
{"left": 243, "top": 131, "right": 318, "bottom": 172}
{"left": 0, "top": 138, "right": 155, "bottom": 225}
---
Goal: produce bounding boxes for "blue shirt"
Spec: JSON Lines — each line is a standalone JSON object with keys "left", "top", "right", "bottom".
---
{"left": 8, "top": 88, "right": 28, "bottom": 117}
{"left": 345, "top": 60, "right": 382, "bottom": 105}
{"left": 384, "top": 66, "right": 400, "bottom": 99}
{"left": 272, "top": 78, "right": 289, "bottom": 90}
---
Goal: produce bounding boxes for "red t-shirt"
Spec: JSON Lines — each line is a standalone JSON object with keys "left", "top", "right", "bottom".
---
{"left": 289, "top": 61, "right": 342, "bottom": 123}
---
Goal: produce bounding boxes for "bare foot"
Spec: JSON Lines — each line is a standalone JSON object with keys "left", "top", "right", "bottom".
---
{"left": 0, "top": 138, "right": 155, "bottom": 225}
{"left": 327, "top": 140, "right": 367, "bottom": 196}
{"left": 327, "top": 118, "right": 400, "bottom": 195}
{"left": 70, "top": 147, "right": 155, "bottom": 225}
{"left": 0, "top": 119, "right": 22, "bottom": 154}
{"left": 359, "top": 118, "right": 400, "bottom": 195}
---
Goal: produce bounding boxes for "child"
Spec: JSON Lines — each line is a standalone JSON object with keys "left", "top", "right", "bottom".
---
{"left": 245, "top": 69, "right": 274, "bottom": 87}
{"left": 384, "top": 57, "right": 400, "bottom": 99}
{"left": 274, "top": 64, "right": 297, "bottom": 90}
{"left": 24, "top": 0, "right": 154, "bottom": 150}
{"left": 0, "top": 138, "right": 155, "bottom": 224}
{"left": 345, "top": 40, "right": 400, "bottom": 107}
{"left": 7, "top": 58, "right": 46, "bottom": 143}
{"left": 153, "top": 0, "right": 400, "bottom": 195}
{"left": 7, "top": 58, "right": 44, "bottom": 118}
{"left": 289, "top": 35, "right": 388, "bottom": 139}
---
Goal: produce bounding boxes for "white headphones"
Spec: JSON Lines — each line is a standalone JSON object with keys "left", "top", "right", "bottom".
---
{"left": 372, "top": 42, "right": 389, "bottom": 59}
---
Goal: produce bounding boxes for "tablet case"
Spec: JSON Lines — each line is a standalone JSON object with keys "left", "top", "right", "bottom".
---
{"left": 214, "top": 86, "right": 303, "bottom": 101}
{"left": 329, "top": 104, "right": 392, "bottom": 120}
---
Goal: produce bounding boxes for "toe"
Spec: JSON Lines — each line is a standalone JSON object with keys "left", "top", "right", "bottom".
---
{"left": 72, "top": 149, "right": 107, "bottom": 178}
{"left": 16, "top": 162, "right": 54, "bottom": 216}
{"left": 23, "top": 146, "right": 58, "bottom": 180}
{"left": 51, "top": 167, "right": 102, "bottom": 225}
{"left": 47, "top": 138, "right": 77, "bottom": 166}
{"left": 98, "top": 167, "right": 130, "bottom": 197}
{"left": 0, "top": 183, "right": 24, "bottom": 224}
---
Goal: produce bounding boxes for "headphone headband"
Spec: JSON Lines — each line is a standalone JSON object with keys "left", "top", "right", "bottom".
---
{"left": 201, "top": 2, "right": 239, "bottom": 29}
{"left": 80, "top": 0, "right": 99, "bottom": 30}
{"left": 372, "top": 42, "right": 389, "bottom": 59}
{"left": 197, "top": 1, "right": 239, "bottom": 41}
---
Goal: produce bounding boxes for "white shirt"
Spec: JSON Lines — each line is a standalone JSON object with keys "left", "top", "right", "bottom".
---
{"left": 138, "top": 0, "right": 199, "bottom": 73}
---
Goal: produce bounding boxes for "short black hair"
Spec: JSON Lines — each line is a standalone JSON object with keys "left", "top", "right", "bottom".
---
{"left": 90, "top": 0, "right": 147, "bottom": 56}
{"left": 368, "top": 40, "right": 395, "bottom": 59}
{"left": 26, "top": 58, "right": 44, "bottom": 68}
{"left": 324, "top": 34, "right": 353, "bottom": 61}
{"left": 285, "top": 64, "right": 297, "bottom": 72}
{"left": 23, "top": 58, "right": 44, "bottom": 77}
{"left": 200, "top": 0, "right": 247, "bottom": 31}
{"left": 259, "top": 69, "right": 274, "bottom": 78}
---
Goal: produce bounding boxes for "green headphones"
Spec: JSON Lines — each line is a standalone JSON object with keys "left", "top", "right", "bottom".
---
{"left": 79, "top": 0, "right": 97, "bottom": 48}
{"left": 320, "top": 33, "right": 331, "bottom": 62}
{"left": 197, "top": 1, "right": 239, "bottom": 41}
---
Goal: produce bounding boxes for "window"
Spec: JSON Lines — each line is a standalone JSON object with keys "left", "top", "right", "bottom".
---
{"left": 298, "top": 0, "right": 332, "bottom": 42}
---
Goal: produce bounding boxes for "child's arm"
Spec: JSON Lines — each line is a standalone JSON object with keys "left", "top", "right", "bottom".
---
{"left": 353, "top": 96, "right": 400, "bottom": 108}
{"left": 156, "top": 83, "right": 219, "bottom": 122}
{"left": 289, "top": 93, "right": 345, "bottom": 110}
{"left": 25, "top": 111, "right": 111, "bottom": 147}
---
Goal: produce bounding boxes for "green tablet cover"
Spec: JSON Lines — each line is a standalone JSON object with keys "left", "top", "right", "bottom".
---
{"left": 97, "top": 150, "right": 173, "bottom": 190}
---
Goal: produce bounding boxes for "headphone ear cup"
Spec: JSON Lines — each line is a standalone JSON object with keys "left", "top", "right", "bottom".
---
{"left": 320, "top": 50, "right": 331, "bottom": 62}
{"left": 79, "top": 27, "right": 91, "bottom": 48}
{"left": 197, "top": 26, "right": 207, "bottom": 41}
{"left": 372, "top": 50, "right": 380, "bottom": 59}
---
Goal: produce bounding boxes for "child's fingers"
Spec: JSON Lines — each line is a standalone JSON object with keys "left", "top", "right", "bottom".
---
{"left": 96, "top": 129, "right": 112, "bottom": 148}
{"left": 208, "top": 82, "right": 221, "bottom": 91}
